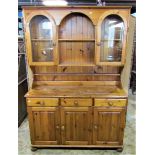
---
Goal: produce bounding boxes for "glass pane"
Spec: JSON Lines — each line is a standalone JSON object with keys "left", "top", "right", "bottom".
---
{"left": 100, "top": 15, "right": 124, "bottom": 62}
{"left": 31, "top": 40, "right": 53, "bottom": 62}
{"left": 29, "top": 15, "right": 53, "bottom": 62}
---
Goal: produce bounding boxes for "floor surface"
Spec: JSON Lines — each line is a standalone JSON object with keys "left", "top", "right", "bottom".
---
{"left": 18, "top": 91, "right": 136, "bottom": 155}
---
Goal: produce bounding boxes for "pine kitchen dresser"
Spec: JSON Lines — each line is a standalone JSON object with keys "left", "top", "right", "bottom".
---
{"left": 23, "top": 6, "right": 135, "bottom": 152}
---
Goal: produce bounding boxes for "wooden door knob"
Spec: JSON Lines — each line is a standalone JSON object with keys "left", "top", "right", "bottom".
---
{"left": 96, "top": 42, "right": 101, "bottom": 46}
{"left": 42, "top": 50, "right": 47, "bottom": 55}
{"left": 61, "top": 125, "right": 65, "bottom": 131}
{"left": 56, "top": 125, "right": 59, "bottom": 129}
{"left": 94, "top": 125, "right": 98, "bottom": 130}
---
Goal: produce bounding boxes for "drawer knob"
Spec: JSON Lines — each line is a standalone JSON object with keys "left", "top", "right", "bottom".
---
{"left": 40, "top": 101, "right": 44, "bottom": 105}
{"left": 74, "top": 101, "right": 78, "bottom": 106}
{"left": 36, "top": 101, "right": 44, "bottom": 105}
{"left": 108, "top": 102, "right": 113, "bottom": 106}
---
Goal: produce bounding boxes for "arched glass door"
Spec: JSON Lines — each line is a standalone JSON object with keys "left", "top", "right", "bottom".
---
{"left": 100, "top": 15, "right": 125, "bottom": 63}
{"left": 29, "top": 15, "right": 54, "bottom": 63}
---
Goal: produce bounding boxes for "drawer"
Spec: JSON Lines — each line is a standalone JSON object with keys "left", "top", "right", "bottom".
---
{"left": 61, "top": 98, "right": 92, "bottom": 107}
{"left": 94, "top": 99, "right": 126, "bottom": 107}
{"left": 27, "top": 98, "right": 59, "bottom": 107}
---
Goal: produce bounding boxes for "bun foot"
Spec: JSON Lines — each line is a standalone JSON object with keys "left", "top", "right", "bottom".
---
{"left": 31, "top": 147, "right": 37, "bottom": 152}
{"left": 117, "top": 148, "right": 123, "bottom": 152}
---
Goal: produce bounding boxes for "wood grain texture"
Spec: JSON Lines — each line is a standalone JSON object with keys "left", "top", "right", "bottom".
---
{"left": 93, "top": 107, "right": 126, "bottom": 145}
{"left": 61, "top": 107, "right": 92, "bottom": 145}
{"left": 94, "top": 99, "right": 126, "bottom": 107}
{"left": 59, "top": 13, "right": 95, "bottom": 66}
{"left": 27, "top": 98, "right": 59, "bottom": 107}
{"left": 121, "top": 15, "right": 136, "bottom": 94}
{"left": 61, "top": 98, "right": 92, "bottom": 107}
{"left": 25, "top": 84, "right": 127, "bottom": 98}
{"left": 28, "top": 107, "right": 61, "bottom": 145}
{"left": 32, "top": 66, "right": 120, "bottom": 82}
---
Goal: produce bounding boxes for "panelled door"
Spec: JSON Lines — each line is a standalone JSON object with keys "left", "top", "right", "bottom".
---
{"left": 93, "top": 107, "right": 126, "bottom": 146}
{"left": 60, "top": 107, "right": 92, "bottom": 145}
{"left": 27, "top": 107, "right": 60, "bottom": 145}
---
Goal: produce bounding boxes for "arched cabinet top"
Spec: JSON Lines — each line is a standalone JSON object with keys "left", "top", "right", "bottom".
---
{"left": 97, "top": 10, "right": 128, "bottom": 29}
{"left": 25, "top": 11, "right": 56, "bottom": 26}
{"left": 58, "top": 12, "right": 95, "bottom": 26}
{"left": 58, "top": 12, "right": 95, "bottom": 40}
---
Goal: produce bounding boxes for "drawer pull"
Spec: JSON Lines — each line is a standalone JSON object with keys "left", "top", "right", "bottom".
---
{"left": 108, "top": 102, "right": 113, "bottom": 106}
{"left": 36, "top": 101, "right": 44, "bottom": 105}
{"left": 74, "top": 101, "right": 78, "bottom": 106}
{"left": 61, "top": 125, "right": 65, "bottom": 131}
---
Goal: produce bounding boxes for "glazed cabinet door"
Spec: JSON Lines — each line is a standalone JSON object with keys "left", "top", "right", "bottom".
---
{"left": 96, "top": 11, "right": 128, "bottom": 66}
{"left": 27, "top": 107, "right": 60, "bottom": 145}
{"left": 61, "top": 107, "right": 92, "bottom": 145}
{"left": 25, "top": 13, "right": 56, "bottom": 66}
{"left": 93, "top": 107, "right": 126, "bottom": 146}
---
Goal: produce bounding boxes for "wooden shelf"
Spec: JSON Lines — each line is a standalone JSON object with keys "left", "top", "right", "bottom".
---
{"left": 31, "top": 39, "right": 52, "bottom": 41}
{"left": 58, "top": 39, "right": 95, "bottom": 42}
{"left": 34, "top": 73, "right": 120, "bottom": 76}
{"left": 59, "top": 62, "right": 95, "bottom": 66}
{"left": 102, "top": 39, "right": 122, "bottom": 41}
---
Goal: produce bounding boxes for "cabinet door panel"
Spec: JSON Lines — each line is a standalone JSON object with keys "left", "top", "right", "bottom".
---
{"left": 61, "top": 107, "right": 92, "bottom": 145}
{"left": 26, "top": 14, "right": 56, "bottom": 66}
{"left": 27, "top": 107, "right": 60, "bottom": 145}
{"left": 96, "top": 11, "right": 128, "bottom": 66}
{"left": 93, "top": 107, "right": 126, "bottom": 146}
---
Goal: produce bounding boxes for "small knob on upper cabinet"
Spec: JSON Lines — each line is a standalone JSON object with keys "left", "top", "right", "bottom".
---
{"left": 61, "top": 125, "right": 65, "bottom": 131}
{"left": 96, "top": 42, "right": 101, "bottom": 46}
{"left": 42, "top": 50, "right": 47, "bottom": 55}
{"left": 56, "top": 125, "right": 59, "bottom": 129}
{"left": 53, "top": 43, "right": 56, "bottom": 46}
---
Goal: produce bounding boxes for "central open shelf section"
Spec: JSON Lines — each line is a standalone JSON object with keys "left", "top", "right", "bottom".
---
{"left": 59, "top": 13, "right": 95, "bottom": 66}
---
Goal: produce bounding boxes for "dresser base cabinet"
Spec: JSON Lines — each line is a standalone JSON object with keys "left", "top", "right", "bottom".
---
{"left": 27, "top": 97, "right": 127, "bottom": 152}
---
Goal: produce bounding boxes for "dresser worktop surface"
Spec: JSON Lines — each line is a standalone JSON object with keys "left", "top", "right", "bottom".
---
{"left": 25, "top": 85, "right": 127, "bottom": 98}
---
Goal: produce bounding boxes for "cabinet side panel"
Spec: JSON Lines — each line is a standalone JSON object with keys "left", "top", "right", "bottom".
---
{"left": 121, "top": 15, "right": 135, "bottom": 94}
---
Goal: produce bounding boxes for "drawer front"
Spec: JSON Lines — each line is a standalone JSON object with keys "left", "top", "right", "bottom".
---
{"left": 27, "top": 98, "right": 59, "bottom": 107}
{"left": 95, "top": 99, "right": 126, "bottom": 107}
{"left": 61, "top": 98, "right": 92, "bottom": 107}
